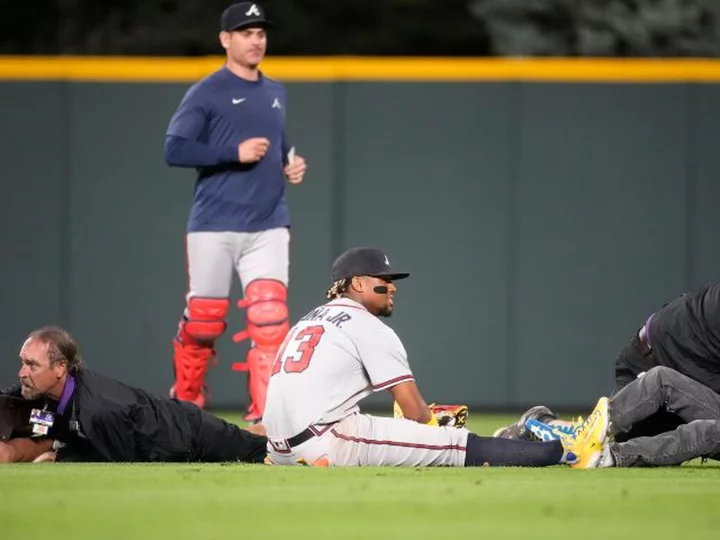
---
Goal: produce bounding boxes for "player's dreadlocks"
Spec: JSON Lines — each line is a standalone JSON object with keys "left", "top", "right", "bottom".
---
{"left": 325, "top": 278, "right": 350, "bottom": 300}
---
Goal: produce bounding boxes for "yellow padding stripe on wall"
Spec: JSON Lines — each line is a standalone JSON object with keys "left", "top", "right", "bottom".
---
{"left": 2, "top": 56, "right": 720, "bottom": 82}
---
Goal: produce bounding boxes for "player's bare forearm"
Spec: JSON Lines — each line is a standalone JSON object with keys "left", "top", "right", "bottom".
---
{"left": 0, "top": 438, "right": 54, "bottom": 463}
{"left": 389, "top": 381, "right": 433, "bottom": 424}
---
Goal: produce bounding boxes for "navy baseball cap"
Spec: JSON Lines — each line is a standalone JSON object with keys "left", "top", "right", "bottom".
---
{"left": 331, "top": 247, "right": 410, "bottom": 282}
{"left": 221, "top": 2, "right": 273, "bottom": 32}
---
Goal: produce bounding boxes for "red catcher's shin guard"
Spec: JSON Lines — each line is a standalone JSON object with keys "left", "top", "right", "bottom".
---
{"left": 171, "top": 297, "right": 229, "bottom": 408}
{"left": 233, "top": 279, "right": 289, "bottom": 421}
{"left": 237, "top": 347, "right": 275, "bottom": 422}
{"left": 172, "top": 338, "right": 215, "bottom": 408}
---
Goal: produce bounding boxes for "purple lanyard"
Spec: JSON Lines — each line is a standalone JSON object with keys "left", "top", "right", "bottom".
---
{"left": 57, "top": 375, "right": 76, "bottom": 415}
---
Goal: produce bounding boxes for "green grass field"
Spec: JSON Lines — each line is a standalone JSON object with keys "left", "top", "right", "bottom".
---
{"left": 1, "top": 413, "right": 719, "bottom": 540}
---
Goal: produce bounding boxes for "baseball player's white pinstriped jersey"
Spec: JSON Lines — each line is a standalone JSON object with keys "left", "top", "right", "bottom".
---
{"left": 263, "top": 297, "right": 469, "bottom": 467}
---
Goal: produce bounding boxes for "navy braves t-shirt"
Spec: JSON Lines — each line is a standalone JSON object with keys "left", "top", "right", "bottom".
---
{"left": 165, "top": 66, "right": 291, "bottom": 233}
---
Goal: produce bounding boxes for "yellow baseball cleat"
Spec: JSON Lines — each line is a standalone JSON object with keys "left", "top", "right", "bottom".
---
{"left": 564, "top": 397, "right": 609, "bottom": 469}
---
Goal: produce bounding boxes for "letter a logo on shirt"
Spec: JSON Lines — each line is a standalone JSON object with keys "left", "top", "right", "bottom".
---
{"left": 246, "top": 4, "right": 261, "bottom": 16}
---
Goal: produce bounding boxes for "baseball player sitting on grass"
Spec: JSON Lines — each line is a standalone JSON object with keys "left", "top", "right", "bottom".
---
{"left": 262, "top": 246, "right": 609, "bottom": 468}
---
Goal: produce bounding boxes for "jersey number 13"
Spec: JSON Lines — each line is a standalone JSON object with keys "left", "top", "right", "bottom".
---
{"left": 271, "top": 325, "right": 325, "bottom": 376}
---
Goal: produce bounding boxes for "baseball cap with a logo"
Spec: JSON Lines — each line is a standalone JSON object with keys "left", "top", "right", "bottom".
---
{"left": 331, "top": 247, "right": 410, "bottom": 282}
{"left": 221, "top": 2, "right": 273, "bottom": 32}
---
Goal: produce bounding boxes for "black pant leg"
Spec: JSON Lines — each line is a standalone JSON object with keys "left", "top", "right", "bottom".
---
{"left": 191, "top": 410, "right": 267, "bottom": 463}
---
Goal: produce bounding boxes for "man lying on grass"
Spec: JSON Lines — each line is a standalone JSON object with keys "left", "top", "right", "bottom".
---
{"left": 1, "top": 326, "right": 266, "bottom": 463}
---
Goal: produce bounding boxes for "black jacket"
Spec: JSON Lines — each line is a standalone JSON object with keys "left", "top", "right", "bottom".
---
{"left": 646, "top": 282, "right": 720, "bottom": 394}
{"left": 616, "top": 282, "right": 720, "bottom": 394}
{"left": 2, "top": 370, "right": 266, "bottom": 463}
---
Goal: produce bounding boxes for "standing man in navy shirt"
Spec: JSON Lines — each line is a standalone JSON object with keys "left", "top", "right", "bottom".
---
{"left": 164, "top": 2, "right": 307, "bottom": 421}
